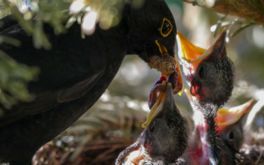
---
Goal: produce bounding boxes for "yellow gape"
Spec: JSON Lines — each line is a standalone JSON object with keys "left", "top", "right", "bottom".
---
{"left": 159, "top": 18, "right": 173, "bottom": 37}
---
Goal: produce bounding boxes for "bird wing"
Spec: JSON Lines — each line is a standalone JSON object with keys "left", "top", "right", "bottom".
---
{"left": 0, "top": 69, "right": 104, "bottom": 127}
{"left": 0, "top": 15, "right": 107, "bottom": 127}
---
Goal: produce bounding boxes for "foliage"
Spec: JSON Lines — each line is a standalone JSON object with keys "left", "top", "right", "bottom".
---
{"left": 0, "top": 34, "right": 39, "bottom": 114}
{"left": 1, "top": 0, "right": 70, "bottom": 48}
{"left": 0, "top": 51, "right": 38, "bottom": 114}
{"left": 0, "top": 0, "right": 70, "bottom": 113}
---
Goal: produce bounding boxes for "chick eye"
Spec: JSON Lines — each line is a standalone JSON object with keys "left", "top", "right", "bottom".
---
{"left": 149, "top": 121, "right": 156, "bottom": 132}
{"left": 159, "top": 18, "right": 173, "bottom": 37}
{"left": 198, "top": 65, "right": 206, "bottom": 79}
{"left": 228, "top": 131, "right": 234, "bottom": 140}
{"left": 167, "top": 119, "right": 176, "bottom": 129}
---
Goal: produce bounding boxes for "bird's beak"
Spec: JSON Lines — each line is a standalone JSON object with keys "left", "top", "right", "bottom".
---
{"left": 148, "top": 40, "right": 175, "bottom": 75}
{"left": 215, "top": 99, "right": 256, "bottom": 132}
{"left": 177, "top": 31, "right": 227, "bottom": 72}
{"left": 176, "top": 32, "right": 206, "bottom": 71}
{"left": 142, "top": 83, "right": 174, "bottom": 128}
{"left": 149, "top": 40, "right": 183, "bottom": 94}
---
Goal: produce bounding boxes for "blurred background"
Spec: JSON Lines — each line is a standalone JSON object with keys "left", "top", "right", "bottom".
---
{"left": 1, "top": 0, "right": 264, "bottom": 164}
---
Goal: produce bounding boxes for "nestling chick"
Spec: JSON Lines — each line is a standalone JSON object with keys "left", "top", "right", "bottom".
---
{"left": 116, "top": 83, "right": 188, "bottom": 165}
{"left": 177, "top": 31, "right": 234, "bottom": 106}
{"left": 181, "top": 99, "right": 255, "bottom": 165}
{"left": 177, "top": 31, "right": 234, "bottom": 164}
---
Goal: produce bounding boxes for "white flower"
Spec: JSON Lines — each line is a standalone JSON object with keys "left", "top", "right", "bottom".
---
{"left": 69, "top": 0, "right": 86, "bottom": 14}
{"left": 81, "top": 10, "right": 98, "bottom": 35}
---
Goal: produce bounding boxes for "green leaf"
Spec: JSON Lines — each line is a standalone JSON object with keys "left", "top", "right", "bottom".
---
{"left": 0, "top": 51, "right": 39, "bottom": 112}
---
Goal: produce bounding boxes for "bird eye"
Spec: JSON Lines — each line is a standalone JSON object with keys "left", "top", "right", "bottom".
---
{"left": 159, "top": 18, "right": 173, "bottom": 37}
{"left": 198, "top": 65, "right": 206, "bottom": 79}
{"left": 167, "top": 119, "right": 176, "bottom": 129}
{"left": 228, "top": 131, "right": 234, "bottom": 140}
{"left": 149, "top": 121, "right": 156, "bottom": 132}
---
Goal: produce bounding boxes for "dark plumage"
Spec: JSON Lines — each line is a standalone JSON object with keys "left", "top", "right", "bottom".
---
{"left": 181, "top": 100, "right": 255, "bottom": 165}
{"left": 177, "top": 32, "right": 234, "bottom": 106}
{"left": 116, "top": 83, "right": 188, "bottom": 164}
{"left": 177, "top": 31, "right": 235, "bottom": 164}
{"left": 0, "top": 0, "right": 178, "bottom": 163}
{"left": 216, "top": 100, "right": 256, "bottom": 150}
{"left": 216, "top": 100, "right": 255, "bottom": 165}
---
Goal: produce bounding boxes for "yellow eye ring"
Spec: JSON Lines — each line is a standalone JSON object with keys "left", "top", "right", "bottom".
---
{"left": 159, "top": 18, "right": 173, "bottom": 37}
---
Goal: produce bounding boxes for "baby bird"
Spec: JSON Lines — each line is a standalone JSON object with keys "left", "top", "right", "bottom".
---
{"left": 177, "top": 31, "right": 234, "bottom": 106}
{"left": 116, "top": 83, "right": 188, "bottom": 165}
{"left": 181, "top": 99, "right": 255, "bottom": 165}
{"left": 177, "top": 31, "right": 234, "bottom": 164}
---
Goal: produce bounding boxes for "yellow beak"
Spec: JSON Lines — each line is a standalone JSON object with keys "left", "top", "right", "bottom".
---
{"left": 215, "top": 99, "right": 256, "bottom": 131}
{"left": 142, "top": 83, "right": 168, "bottom": 128}
{"left": 176, "top": 32, "right": 206, "bottom": 70}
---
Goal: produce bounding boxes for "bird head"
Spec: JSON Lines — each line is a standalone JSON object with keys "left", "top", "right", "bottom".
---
{"left": 141, "top": 83, "right": 187, "bottom": 162}
{"left": 125, "top": 0, "right": 183, "bottom": 93}
{"left": 215, "top": 99, "right": 256, "bottom": 151}
{"left": 116, "top": 83, "right": 187, "bottom": 164}
{"left": 177, "top": 32, "right": 234, "bottom": 106}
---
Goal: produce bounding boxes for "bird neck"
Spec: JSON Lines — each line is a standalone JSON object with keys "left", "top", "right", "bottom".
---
{"left": 205, "top": 114, "right": 219, "bottom": 165}
{"left": 190, "top": 110, "right": 210, "bottom": 165}
{"left": 190, "top": 101, "right": 220, "bottom": 165}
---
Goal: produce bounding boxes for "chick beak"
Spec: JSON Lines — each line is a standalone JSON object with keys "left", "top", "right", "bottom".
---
{"left": 177, "top": 31, "right": 227, "bottom": 73}
{"left": 205, "top": 31, "right": 227, "bottom": 60}
{"left": 215, "top": 99, "right": 256, "bottom": 132}
{"left": 176, "top": 32, "right": 206, "bottom": 71}
{"left": 142, "top": 83, "right": 173, "bottom": 128}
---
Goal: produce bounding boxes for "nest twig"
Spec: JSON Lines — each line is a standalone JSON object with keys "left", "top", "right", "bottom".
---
{"left": 184, "top": 0, "right": 264, "bottom": 25}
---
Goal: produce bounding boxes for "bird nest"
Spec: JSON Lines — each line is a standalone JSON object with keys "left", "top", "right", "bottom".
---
{"left": 32, "top": 93, "right": 264, "bottom": 165}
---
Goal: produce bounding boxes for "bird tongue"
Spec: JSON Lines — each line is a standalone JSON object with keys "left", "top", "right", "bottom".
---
{"left": 190, "top": 83, "right": 199, "bottom": 96}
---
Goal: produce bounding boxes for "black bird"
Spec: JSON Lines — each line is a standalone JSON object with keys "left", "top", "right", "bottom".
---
{"left": 115, "top": 83, "right": 188, "bottom": 165}
{"left": 177, "top": 31, "right": 234, "bottom": 164}
{"left": 0, "top": 0, "right": 178, "bottom": 163}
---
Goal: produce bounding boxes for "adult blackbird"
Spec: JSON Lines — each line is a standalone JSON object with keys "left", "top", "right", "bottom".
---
{"left": 177, "top": 32, "right": 234, "bottom": 164}
{"left": 115, "top": 83, "right": 188, "bottom": 165}
{"left": 0, "top": 0, "right": 178, "bottom": 163}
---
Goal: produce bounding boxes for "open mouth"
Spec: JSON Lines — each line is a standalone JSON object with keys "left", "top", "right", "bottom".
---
{"left": 176, "top": 32, "right": 206, "bottom": 72}
{"left": 215, "top": 99, "right": 256, "bottom": 132}
{"left": 142, "top": 82, "right": 167, "bottom": 128}
{"left": 142, "top": 82, "right": 175, "bottom": 128}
